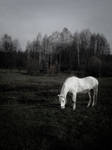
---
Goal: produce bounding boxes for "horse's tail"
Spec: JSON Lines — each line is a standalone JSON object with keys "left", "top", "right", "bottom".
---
{"left": 96, "top": 85, "right": 98, "bottom": 94}
{"left": 94, "top": 84, "right": 98, "bottom": 105}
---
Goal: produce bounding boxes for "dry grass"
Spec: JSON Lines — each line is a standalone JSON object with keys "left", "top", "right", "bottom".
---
{"left": 0, "top": 69, "right": 112, "bottom": 150}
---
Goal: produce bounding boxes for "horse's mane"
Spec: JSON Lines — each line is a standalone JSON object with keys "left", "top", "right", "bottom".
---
{"left": 60, "top": 83, "right": 66, "bottom": 96}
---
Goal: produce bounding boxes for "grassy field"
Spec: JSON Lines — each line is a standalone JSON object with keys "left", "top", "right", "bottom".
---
{"left": 0, "top": 69, "right": 112, "bottom": 150}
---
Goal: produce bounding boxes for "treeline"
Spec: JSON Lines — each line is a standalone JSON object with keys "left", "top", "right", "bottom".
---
{"left": 0, "top": 34, "right": 26, "bottom": 69}
{"left": 0, "top": 28, "right": 112, "bottom": 76}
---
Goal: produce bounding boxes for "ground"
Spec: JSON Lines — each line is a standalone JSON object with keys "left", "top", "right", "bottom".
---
{"left": 0, "top": 69, "right": 112, "bottom": 150}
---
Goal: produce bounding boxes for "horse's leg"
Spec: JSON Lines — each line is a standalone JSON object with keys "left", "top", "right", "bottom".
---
{"left": 87, "top": 91, "right": 92, "bottom": 107}
{"left": 72, "top": 93, "right": 77, "bottom": 110}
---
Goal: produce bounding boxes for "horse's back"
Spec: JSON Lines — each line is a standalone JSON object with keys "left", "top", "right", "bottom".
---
{"left": 80, "top": 76, "right": 98, "bottom": 91}
{"left": 84, "top": 76, "right": 98, "bottom": 86}
{"left": 65, "top": 76, "right": 98, "bottom": 83}
{"left": 64, "top": 76, "right": 98, "bottom": 88}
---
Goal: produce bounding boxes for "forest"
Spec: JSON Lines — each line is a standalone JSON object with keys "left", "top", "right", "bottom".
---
{"left": 0, "top": 28, "right": 112, "bottom": 76}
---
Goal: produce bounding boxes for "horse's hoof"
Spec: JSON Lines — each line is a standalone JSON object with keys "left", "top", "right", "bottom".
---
{"left": 87, "top": 105, "right": 90, "bottom": 108}
{"left": 92, "top": 104, "right": 95, "bottom": 107}
{"left": 61, "top": 106, "right": 65, "bottom": 109}
{"left": 73, "top": 107, "right": 76, "bottom": 111}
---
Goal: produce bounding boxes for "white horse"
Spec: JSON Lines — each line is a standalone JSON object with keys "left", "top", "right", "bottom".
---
{"left": 58, "top": 76, "right": 98, "bottom": 110}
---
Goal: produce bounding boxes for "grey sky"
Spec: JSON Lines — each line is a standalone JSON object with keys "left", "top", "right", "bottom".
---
{"left": 0, "top": 0, "right": 112, "bottom": 49}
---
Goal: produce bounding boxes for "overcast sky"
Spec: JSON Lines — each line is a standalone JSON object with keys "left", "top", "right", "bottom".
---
{"left": 0, "top": 0, "right": 112, "bottom": 50}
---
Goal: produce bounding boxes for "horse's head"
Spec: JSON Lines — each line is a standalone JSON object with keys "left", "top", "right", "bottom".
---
{"left": 58, "top": 94, "right": 66, "bottom": 109}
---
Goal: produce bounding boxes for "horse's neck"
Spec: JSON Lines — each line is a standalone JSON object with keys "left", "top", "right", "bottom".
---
{"left": 60, "top": 84, "right": 68, "bottom": 99}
